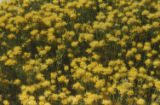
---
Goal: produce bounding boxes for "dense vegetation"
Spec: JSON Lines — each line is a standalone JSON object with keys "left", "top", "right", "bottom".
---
{"left": 0, "top": 0, "right": 160, "bottom": 105}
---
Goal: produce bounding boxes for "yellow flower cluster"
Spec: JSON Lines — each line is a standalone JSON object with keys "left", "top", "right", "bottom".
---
{"left": 0, "top": 0, "right": 160, "bottom": 105}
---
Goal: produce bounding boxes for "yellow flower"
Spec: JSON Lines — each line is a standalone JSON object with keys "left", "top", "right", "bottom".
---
{"left": 30, "top": 29, "right": 39, "bottom": 36}
{"left": 50, "top": 72, "right": 57, "bottom": 79}
{"left": 84, "top": 93, "right": 101, "bottom": 105}
{"left": 39, "top": 96, "right": 45, "bottom": 102}
{"left": 89, "top": 41, "right": 99, "bottom": 48}
{"left": 1, "top": 41, "right": 7, "bottom": 46}
{"left": 3, "top": 100, "right": 9, "bottom": 105}
{"left": 73, "top": 82, "right": 85, "bottom": 91}
{"left": 39, "top": 50, "right": 47, "bottom": 56}
{"left": 0, "top": 55, "right": 8, "bottom": 61}
{"left": 41, "top": 80, "right": 50, "bottom": 88}
{"left": 68, "top": 53, "right": 74, "bottom": 58}
{"left": 142, "top": 10, "right": 149, "bottom": 16}
{"left": 46, "top": 58, "right": 54, "bottom": 65}
{"left": 122, "top": 16, "right": 128, "bottom": 23}
{"left": 115, "top": 30, "right": 121, "bottom": 36}
{"left": 41, "top": 64, "right": 48, "bottom": 70}
{"left": 136, "top": 98, "right": 145, "bottom": 105}
{"left": 128, "top": 67, "right": 137, "bottom": 81}
{"left": 132, "top": 41, "right": 137, "bottom": 47}
{"left": 13, "top": 79, "right": 21, "bottom": 85}
{"left": 44, "top": 46, "right": 51, "bottom": 51}
{"left": 122, "top": 26, "right": 128, "bottom": 32}
{"left": 151, "top": 94, "right": 157, "bottom": 100}
{"left": 152, "top": 21, "right": 159, "bottom": 28}
{"left": 142, "top": 24, "right": 151, "bottom": 32}
{"left": 92, "top": 53, "right": 100, "bottom": 60}
{"left": 137, "top": 43, "right": 143, "bottom": 48}
{"left": 151, "top": 71, "right": 154, "bottom": 75}
{"left": 139, "top": 67, "right": 146, "bottom": 73}
{"left": 47, "top": 33, "right": 56, "bottom": 42}
{"left": 144, "top": 59, "right": 152, "bottom": 66}
{"left": 127, "top": 90, "right": 134, "bottom": 96}
{"left": 15, "top": 16, "right": 26, "bottom": 24}
{"left": 96, "top": 12, "right": 106, "bottom": 21}
{"left": 135, "top": 54, "right": 141, "bottom": 61}
{"left": 148, "top": 82, "right": 153, "bottom": 87}
{"left": 23, "top": 65, "right": 33, "bottom": 71}
{"left": 153, "top": 59, "right": 160, "bottom": 68}
{"left": 108, "top": 87, "right": 115, "bottom": 94}
{"left": 102, "top": 100, "right": 112, "bottom": 105}
{"left": 8, "top": 33, "right": 16, "bottom": 40}
{"left": 151, "top": 50, "right": 158, "bottom": 55}
{"left": 58, "top": 44, "right": 66, "bottom": 50}
{"left": 143, "top": 42, "right": 151, "bottom": 51}
{"left": 155, "top": 80, "right": 160, "bottom": 91}
{"left": 5, "top": 59, "right": 17, "bottom": 66}
{"left": 152, "top": 103, "right": 159, "bottom": 105}
{"left": 59, "top": 92, "right": 66, "bottom": 99}
{"left": 142, "top": 84, "right": 148, "bottom": 89}
{"left": 22, "top": 52, "right": 31, "bottom": 59}
{"left": 64, "top": 65, "right": 69, "bottom": 71}
{"left": 95, "top": 79, "right": 105, "bottom": 89}
{"left": 6, "top": 50, "right": 14, "bottom": 58}
{"left": 50, "top": 94, "right": 59, "bottom": 101}
{"left": 5, "top": 24, "right": 13, "bottom": 30}
{"left": 79, "top": 33, "right": 94, "bottom": 42}
{"left": 13, "top": 46, "right": 22, "bottom": 55}
{"left": 58, "top": 75, "right": 68, "bottom": 84}
{"left": 71, "top": 41, "right": 79, "bottom": 47}
{"left": 61, "top": 98, "right": 68, "bottom": 105}
{"left": 103, "top": 67, "right": 113, "bottom": 75}
{"left": 74, "top": 23, "right": 81, "bottom": 30}
{"left": 146, "top": 53, "right": 152, "bottom": 58}
{"left": 128, "top": 60, "right": 134, "bottom": 66}
{"left": 44, "top": 103, "right": 51, "bottom": 105}
{"left": 36, "top": 73, "right": 45, "bottom": 81}
{"left": 40, "top": 30, "right": 47, "bottom": 35}
{"left": 26, "top": 100, "right": 37, "bottom": 105}
{"left": 44, "top": 90, "right": 51, "bottom": 97}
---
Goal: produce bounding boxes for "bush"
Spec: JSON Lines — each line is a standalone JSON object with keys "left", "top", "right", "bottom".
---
{"left": 0, "top": 0, "right": 160, "bottom": 105}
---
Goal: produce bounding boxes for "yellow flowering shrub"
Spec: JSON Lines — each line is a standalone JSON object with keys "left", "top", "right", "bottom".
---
{"left": 0, "top": 0, "right": 160, "bottom": 105}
